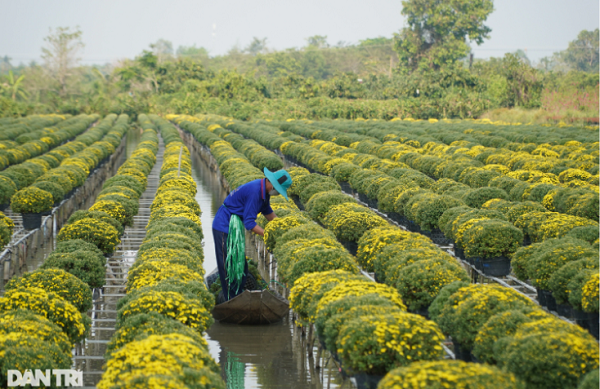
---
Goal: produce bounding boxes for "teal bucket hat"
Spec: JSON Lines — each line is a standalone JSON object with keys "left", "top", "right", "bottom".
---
{"left": 264, "top": 168, "right": 292, "bottom": 200}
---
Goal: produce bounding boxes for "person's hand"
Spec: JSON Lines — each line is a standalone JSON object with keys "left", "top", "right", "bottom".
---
{"left": 251, "top": 225, "right": 265, "bottom": 237}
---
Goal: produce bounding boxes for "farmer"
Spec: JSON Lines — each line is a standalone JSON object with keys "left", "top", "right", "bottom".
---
{"left": 212, "top": 167, "right": 292, "bottom": 302}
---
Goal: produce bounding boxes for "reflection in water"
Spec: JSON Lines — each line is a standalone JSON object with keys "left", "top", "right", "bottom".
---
{"left": 188, "top": 144, "right": 355, "bottom": 389}
{"left": 190, "top": 148, "right": 228, "bottom": 272}
{"left": 125, "top": 127, "right": 141, "bottom": 159}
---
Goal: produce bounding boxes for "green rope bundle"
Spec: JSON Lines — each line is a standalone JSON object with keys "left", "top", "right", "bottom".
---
{"left": 226, "top": 214, "right": 246, "bottom": 299}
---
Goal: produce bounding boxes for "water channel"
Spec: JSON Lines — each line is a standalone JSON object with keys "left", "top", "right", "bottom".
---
{"left": 1, "top": 127, "right": 356, "bottom": 388}
{"left": 188, "top": 142, "right": 356, "bottom": 389}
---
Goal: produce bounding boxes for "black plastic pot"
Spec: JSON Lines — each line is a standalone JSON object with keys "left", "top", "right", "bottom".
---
{"left": 338, "top": 181, "right": 352, "bottom": 193}
{"left": 408, "top": 306, "right": 430, "bottom": 319}
{"left": 354, "top": 373, "right": 385, "bottom": 389}
{"left": 588, "top": 312, "right": 599, "bottom": 340}
{"left": 453, "top": 341, "right": 472, "bottom": 362}
{"left": 474, "top": 257, "right": 484, "bottom": 271}
{"left": 291, "top": 196, "right": 304, "bottom": 211}
{"left": 542, "top": 290, "right": 557, "bottom": 311}
{"left": 388, "top": 212, "right": 402, "bottom": 224}
{"left": 21, "top": 213, "right": 42, "bottom": 230}
{"left": 340, "top": 240, "right": 358, "bottom": 256}
{"left": 454, "top": 245, "right": 466, "bottom": 260}
{"left": 536, "top": 288, "right": 547, "bottom": 307}
{"left": 481, "top": 256, "right": 511, "bottom": 277}
{"left": 556, "top": 303, "right": 573, "bottom": 318}
{"left": 573, "top": 309, "right": 595, "bottom": 332}
{"left": 367, "top": 198, "right": 378, "bottom": 209}
{"left": 358, "top": 192, "right": 369, "bottom": 204}
{"left": 429, "top": 230, "right": 452, "bottom": 246}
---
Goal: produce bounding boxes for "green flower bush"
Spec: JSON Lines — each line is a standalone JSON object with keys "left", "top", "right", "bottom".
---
{"left": 0, "top": 287, "right": 90, "bottom": 344}
{"left": 288, "top": 270, "right": 366, "bottom": 323}
{"left": 0, "top": 212, "right": 14, "bottom": 249}
{"left": 579, "top": 370, "right": 599, "bottom": 389}
{"left": 6, "top": 268, "right": 92, "bottom": 313}
{"left": 0, "top": 176, "right": 17, "bottom": 205}
{"left": 315, "top": 294, "right": 401, "bottom": 352}
{"left": 435, "top": 284, "right": 537, "bottom": 351}
{"left": 412, "top": 194, "right": 465, "bottom": 232}
{"left": 0, "top": 309, "right": 72, "bottom": 356}
{"left": 305, "top": 190, "right": 356, "bottom": 220}
{"left": 462, "top": 219, "right": 523, "bottom": 259}
{"left": 506, "top": 201, "right": 548, "bottom": 223}
{"left": 356, "top": 226, "right": 414, "bottom": 272}
{"left": 378, "top": 360, "right": 525, "bottom": 389}
{"left": 322, "top": 202, "right": 388, "bottom": 242}
{"left": 97, "top": 334, "right": 222, "bottom": 389}
{"left": 57, "top": 218, "right": 120, "bottom": 254}
{"left": 498, "top": 332, "right": 599, "bottom": 389}
{"left": 568, "top": 269, "right": 598, "bottom": 311}
{"left": 336, "top": 312, "right": 444, "bottom": 375}
{"left": 549, "top": 258, "right": 599, "bottom": 305}
{"left": 566, "top": 225, "right": 600, "bottom": 245}
{"left": 90, "top": 199, "right": 129, "bottom": 226}
{"left": 262, "top": 213, "right": 310, "bottom": 251}
{"left": 31, "top": 180, "right": 65, "bottom": 204}
{"left": 472, "top": 308, "right": 549, "bottom": 364}
{"left": 462, "top": 187, "right": 508, "bottom": 208}
{"left": 10, "top": 186, "right": 53, "bottom": 213}
{"left": 41, "top": 249, "right": 106, "bottom": 288}
{"left": 106, "top": 312, "right": 208, "bottom": 360}
{"left": 526, "top": 238, "right": 598, "bottom": 290}
{"left": 66, "top": 210, "right": 124, "bottom": 236}
{"left": 394, "top": 259, "right": 470, "bottom": 311}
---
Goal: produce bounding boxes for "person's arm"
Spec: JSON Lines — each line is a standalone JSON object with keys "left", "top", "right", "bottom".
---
{"left": 251, "top": 225, "right": 265, "bottom": 236}
{"left": 265, "top": 212, "right": 277, "bottom": 222}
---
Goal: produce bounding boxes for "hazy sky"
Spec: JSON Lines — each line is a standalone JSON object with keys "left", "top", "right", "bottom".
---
{"left": 1, "top": 0, "right": 598, "bottom": 66}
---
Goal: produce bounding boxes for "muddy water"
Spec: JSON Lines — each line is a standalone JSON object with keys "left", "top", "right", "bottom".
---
{"left": 189, "top": 147, "right": 355, "bottom": 389}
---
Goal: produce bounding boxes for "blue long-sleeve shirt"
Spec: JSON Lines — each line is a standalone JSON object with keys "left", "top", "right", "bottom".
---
{"left": 212, "top": 178, "right": 274, "bottom": 233}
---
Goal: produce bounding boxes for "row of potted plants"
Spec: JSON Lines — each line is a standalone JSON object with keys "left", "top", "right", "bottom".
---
{"left": 208, "top": 123, "right": 285, "bottom": 172}
{"left": 209, "top": 120, "right": 600, "bottom": 331}
{"left": 99, "top": 115, "right": 223, "bottom": 389}
{"left": 279, "top": 119, "right": 598, "bottom": 176}
{"left": 0, "top": 116, "right": 161, "bottom": 387}
{"left": 0, "top": 114, "right": 115, "bottom": 209}
{"left": 177, "top": 115, "right": 599, "bottom": 388}
{"left": 0, "top": 114, "right": 99, "bottom": 170}
{"left": 273, "top": 121, "right": 598, "bottom": 221}
{"left": 6, "top": 115, "right": 129, "bottom": 229}
{"left": 430, "top": 282, "right": 599, "bottom": 389}
{"left": 284, "top": 167, "right": 471, "bottom": 316}
{"left": 0, "top": 114, "right": 65, "bottom": 142}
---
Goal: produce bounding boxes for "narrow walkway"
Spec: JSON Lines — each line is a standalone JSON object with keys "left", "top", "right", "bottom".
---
{"left": 74, "top": 138, "right": 164, "bottom": 389}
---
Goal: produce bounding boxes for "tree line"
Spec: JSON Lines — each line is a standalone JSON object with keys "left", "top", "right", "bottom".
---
{"left": 1, "top": 0, "right": 598, "bottom": 121}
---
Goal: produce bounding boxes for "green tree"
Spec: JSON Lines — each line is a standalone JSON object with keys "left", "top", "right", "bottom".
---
{"left": 394, "top": 0, "right": 493, "bottom": 71}
{"left": 561, "top": 29, "right": 599, "bottom": 72}
{"left": 1, "top": 70, "right": 28, "bottom": 100}
{"left": 245, "top": 37, "right": 268, "bottom": 56}
{"left": 41, "top": 26, "right": 84, "bottom": 96}
{"left": 150, "top": 39, "right": 174, "bottom": 63}
{"left": 306, "top": 35, "right": 329, "bottom": 49}
{"left": 176, "top": 45, "right": 210, "bottom": 62}
{"left": 256, "top": 52, "right": 302, "bottom": 78}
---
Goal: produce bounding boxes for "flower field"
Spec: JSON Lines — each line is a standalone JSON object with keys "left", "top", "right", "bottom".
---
{"left": 170, "top": 114, "right": 598, "bottom": 389}
{"left": 0, "top": 113, "right": 598, "bottom": 388}
{"left": 0, "top": 114, "right": 129, "bottom": 249}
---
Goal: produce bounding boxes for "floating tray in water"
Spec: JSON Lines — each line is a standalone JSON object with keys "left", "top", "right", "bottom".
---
{"left": 212, "top": 290, "right": 289, "bottom": 325}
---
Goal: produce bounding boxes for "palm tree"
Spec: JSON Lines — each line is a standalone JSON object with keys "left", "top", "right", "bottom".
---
{"left": 2, "top": 70, "right": 28, "bottom": 100}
